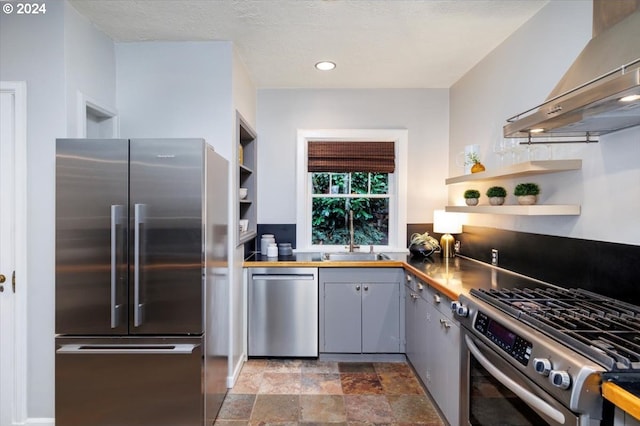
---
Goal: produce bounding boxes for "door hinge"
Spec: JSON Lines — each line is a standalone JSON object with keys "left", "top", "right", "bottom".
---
{"left": 12, "top": 270, "right": 15, "bottom": 293}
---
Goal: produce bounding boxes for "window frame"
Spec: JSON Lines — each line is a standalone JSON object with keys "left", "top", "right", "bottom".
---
{"left": 296, "top": 129, "right": 408, "bottom": 252}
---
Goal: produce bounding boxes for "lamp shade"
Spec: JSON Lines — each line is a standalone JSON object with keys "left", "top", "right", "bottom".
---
{"left": 433, "top": 210, "right": 462, "bottom": 234}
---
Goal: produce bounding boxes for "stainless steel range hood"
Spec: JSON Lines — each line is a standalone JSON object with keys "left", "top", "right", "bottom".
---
{"left": 504, "top": 3, "right": 640, "bottom": 139}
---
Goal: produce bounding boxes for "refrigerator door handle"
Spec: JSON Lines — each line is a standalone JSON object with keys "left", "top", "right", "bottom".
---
{"left": 134, "top": 203, "right": 146, "bottom": 327}
{"left": 110, "top": 205, "right": 124, "bottom": 328}
{"left": 56, "top": 343, "right": 198, "bottom": 355}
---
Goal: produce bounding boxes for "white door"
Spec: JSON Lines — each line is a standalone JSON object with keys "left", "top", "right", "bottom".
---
{"left": 0, "top": 81, "right": 27, "bottom": 426}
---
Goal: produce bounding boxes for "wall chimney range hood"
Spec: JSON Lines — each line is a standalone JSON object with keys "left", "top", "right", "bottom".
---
{"left": 504, "top": 3, "right": 640, "bottom": 139}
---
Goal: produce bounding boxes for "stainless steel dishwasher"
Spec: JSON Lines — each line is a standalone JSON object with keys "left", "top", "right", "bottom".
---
{"left": 248, "top": 267, "right": 318, "bottom": 357}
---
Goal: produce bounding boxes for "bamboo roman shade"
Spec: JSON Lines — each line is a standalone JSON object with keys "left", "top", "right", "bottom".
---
{"left": 307, "top": 141, "right": 395, "bottom": 173}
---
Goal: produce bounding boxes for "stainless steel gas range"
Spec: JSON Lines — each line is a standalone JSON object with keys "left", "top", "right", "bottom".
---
{"left": 453, "top": 285, "right": 640, "bottom": 426}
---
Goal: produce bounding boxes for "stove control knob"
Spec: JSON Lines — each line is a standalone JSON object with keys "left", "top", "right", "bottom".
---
{"left": 456, "top": 305, "right": 469, "bottom": 317}
{"left": 550, "top": 370, "right": 571, "bottom": 390}
{"left": 533, "top": 358, "right": 552, "bottom": 376}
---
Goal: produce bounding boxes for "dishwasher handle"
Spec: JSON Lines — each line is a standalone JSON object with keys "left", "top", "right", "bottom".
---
{"left": 251, "top": 274, "right": 316, "bottom": 281}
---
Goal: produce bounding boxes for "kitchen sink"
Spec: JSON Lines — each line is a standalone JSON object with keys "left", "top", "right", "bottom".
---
{"left": 322, "top": 252, "right": 390, "bottom": 261}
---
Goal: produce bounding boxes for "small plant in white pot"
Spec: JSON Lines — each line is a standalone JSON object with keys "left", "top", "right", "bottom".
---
{"left": 464, "top": 189, "right": 480, "bottom": 206}
{"left": 486, "top": 186, "right": 507, "bottom": 205}
{"left": 514, "top": 183, "right": 540, "bottom": 205}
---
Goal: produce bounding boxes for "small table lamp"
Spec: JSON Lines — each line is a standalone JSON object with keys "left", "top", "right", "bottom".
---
{"left": 433, "top": 210, "right": 462, "bottom": 258}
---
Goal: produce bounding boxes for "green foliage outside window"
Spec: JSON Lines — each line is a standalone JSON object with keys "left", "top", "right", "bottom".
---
{"left": 311, "top": 172, "right": 389, "bottom": 246}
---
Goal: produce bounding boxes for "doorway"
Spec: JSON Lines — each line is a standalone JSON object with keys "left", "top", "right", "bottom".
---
{"left": 0, "top": 81, "right": 28, "bottom": 426}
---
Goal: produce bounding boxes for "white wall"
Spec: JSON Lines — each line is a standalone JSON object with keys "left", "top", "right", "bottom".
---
{"left": 64, "top": 2, "right": 117, "bottom": 137}
{"left": 450, "top": 0, "right": 640, "bottom": 245}
{"left": 116, "top": 41, "right": 256, "bottom": 387}
{"left": 256, "top": 89, "right": 450, "bottom": 230}
{"left": 0, "top": 2, "right": 65, "bottom": 419}
{"left": 229, "top": 47, "right": 256, "bottom": 384}
{"left": 0, "top": 0, "right": 117, "bottom": 421}
{"left": 116, "top": 41, "right": 234, "bottom": 160}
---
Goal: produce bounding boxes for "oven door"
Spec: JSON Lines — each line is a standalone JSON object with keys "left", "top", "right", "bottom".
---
{"left": 460, "top": 329, "right": 582, "bottom": 426}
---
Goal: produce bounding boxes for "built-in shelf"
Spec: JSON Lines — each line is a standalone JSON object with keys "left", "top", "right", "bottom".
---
{"left": 237, "top": 112, "right": 257, "bottom": 246}
{"left": 445, "top": 204, "right": 581, "bottom": 216}
{"left": 445, "top": 160, "right": 582, "bottom": 184}
{"left": 240, "top": 164, "right": 254, "bottom": 175}
{"left": 239, "top": 230, "right": 257, "bottom": 245}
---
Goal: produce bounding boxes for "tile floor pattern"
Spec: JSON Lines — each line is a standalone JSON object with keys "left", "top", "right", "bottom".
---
{"left": 214, "top": 359, "right": 445, "bottom": 426}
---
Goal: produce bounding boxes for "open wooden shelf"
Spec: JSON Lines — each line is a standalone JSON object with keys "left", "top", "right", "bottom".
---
{"left": 445, "top": 204, "right": 581, "bottom": 216}
{"left": 445, "top": 160, "right": 582, "bottom": 184}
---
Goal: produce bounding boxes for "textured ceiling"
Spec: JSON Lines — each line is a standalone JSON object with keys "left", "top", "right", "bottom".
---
{"left": 68, "top": 0, "right": 549, "bottom": 89}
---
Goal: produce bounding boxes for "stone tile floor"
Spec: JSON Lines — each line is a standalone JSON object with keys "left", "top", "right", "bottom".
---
{"left": 214, "top": 359, "right": 445, "bottom": 426}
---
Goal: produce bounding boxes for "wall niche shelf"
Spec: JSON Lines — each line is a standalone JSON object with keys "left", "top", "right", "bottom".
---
{"left": 445, "top": 160, "right": 582, "bottom": 216}
{"left": 445, "top": 159, "right": 582, "bottom": 185}
{"left": 237, "top": 112, "right": 257, "bottom": 246}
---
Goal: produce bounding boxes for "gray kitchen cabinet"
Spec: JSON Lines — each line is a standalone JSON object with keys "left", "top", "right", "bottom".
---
{"left": 404, "top": 274, "right": 429, "bottom": 382}
{"left": 425, "top": 285, "right": 461, "bottom": 426}
{"left": 614, "top": 407, "right": 640, "bottom": 426}
{"left": 404, "top": 273, "right": 461, "bottom": 426}
{"left": 320, "top": 268, "right": 404, "bottom": 354}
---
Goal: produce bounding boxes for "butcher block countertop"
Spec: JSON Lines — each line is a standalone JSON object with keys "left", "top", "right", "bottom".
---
{"left": 602, "top": 378, "right": 640, "bottom": 422}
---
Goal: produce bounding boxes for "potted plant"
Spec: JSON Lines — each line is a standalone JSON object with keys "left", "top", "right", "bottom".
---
{"left": 464, "top": 189, "right": 480, "bottom": 206}
{"left": 515, "top": 183, "right": 540, "bottom": 205}
{"left": 466, "top": 152, "right": 485, "bottom": 173}
{"left": 486, "top": 186, "right": 507, "bottom": 205}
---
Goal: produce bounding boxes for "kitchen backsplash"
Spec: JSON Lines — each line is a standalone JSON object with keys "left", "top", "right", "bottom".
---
{"left": 411, "top": 223, "right": 639, "bottom": 305}
{"left": 253, "top": 223, "right": 639, "bottom": 305}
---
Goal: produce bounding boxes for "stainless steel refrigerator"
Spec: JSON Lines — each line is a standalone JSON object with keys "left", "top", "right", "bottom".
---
{"left": 55, "top": 138, "right": 229, "bottom": 426}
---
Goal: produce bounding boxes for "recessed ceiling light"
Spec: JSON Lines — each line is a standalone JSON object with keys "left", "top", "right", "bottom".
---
{"left": 315, "top": 61, "right": 336, "bottom": 71}
{"left": 530, "top": 128, "right": 545, "bottom": 133}
{"left": 620, "top": 94, "right": 640, "bottom": 102}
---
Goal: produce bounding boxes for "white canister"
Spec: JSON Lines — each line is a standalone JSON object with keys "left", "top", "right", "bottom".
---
{"left": 267, "top": 243, "right": 278, "bottom": 258}
{"left": 261, "top": 234, "right": 275, "bottom": 255}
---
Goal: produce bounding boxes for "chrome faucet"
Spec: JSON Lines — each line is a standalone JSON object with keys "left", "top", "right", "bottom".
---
{"left": 348, "top": 210, "right": 360, "bottom": 252}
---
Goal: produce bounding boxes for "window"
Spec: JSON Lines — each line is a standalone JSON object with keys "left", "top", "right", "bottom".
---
{"left": 296, "top": 129, "right": 408, "bottom": 251}
{"left": 311, "top": 171, "right": 390, "bottom": 245}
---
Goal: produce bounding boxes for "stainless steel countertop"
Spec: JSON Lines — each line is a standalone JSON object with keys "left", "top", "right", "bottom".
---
{"left": 244, "top": 252, "right": 551, "bottom": 301}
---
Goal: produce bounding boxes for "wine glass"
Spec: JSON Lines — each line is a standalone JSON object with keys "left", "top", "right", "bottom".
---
{"left": 493, "top": 139, "right": 506, "bottom": 167}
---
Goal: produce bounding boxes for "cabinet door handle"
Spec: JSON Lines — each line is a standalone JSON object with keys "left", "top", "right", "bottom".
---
{"left": 439, "top": 318, "right": 451, "bottom": 329}
{"left": 364, "top": 285, "right": 369, "bottom": 291}
{"left": 433, "top": 294, "right": 441, "bottom": 304}
{"left": 355, "top": 285, "right": 361, "bottom": 291}
{"left": 410, "top": 293, "right": 419, "bottom": 300}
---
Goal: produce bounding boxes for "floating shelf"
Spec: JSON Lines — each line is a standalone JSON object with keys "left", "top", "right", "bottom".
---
{"left": 445, "top": 204, "right": 581, "bottom": 216}
{"left": 445, "top": 160, "right": 582, "bottom": 185}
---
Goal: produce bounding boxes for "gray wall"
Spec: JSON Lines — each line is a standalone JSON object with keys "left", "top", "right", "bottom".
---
{"left": 0, "top": 0, "right": 116, "bottom": 420}
{"left": 116, "top": 40, "right": 256, "bottom": 387}
{"left": 256, "top": 88, "right": 450, "bottom": 226}
{"left": 116, "top": 41, "right": 234, "bottom": 160}
{"left": 450, "top": 0, "right": 640, "bottom": 245}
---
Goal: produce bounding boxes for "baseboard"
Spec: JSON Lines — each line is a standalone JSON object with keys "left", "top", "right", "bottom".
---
{"left": 226, "top": 352, "right": 247, "bottom": 388}
{"left": 23, "top": 418, "right": 55, "bottom": 425}
{"left": 319, "top": 353, "right": 407, "bottom": 362}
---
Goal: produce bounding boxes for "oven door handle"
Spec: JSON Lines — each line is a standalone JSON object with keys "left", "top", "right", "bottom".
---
{"left": 465, "top": 335, "right": 566, "bottom": 424}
